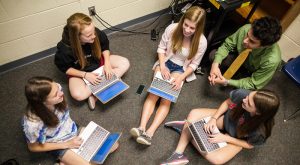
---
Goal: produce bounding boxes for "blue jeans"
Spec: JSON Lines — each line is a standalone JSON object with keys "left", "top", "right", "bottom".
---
{"left": 165, "top": 60, "right": 184, "bottom": 73}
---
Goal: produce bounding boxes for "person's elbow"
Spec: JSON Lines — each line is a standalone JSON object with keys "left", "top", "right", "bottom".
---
{"left": 244, "top": 143, "right": 254, "bottom": 149}
{"left": 27, "top": 145, "right": 36, "bottom": 152}
{"left": 27, "top": 143, "right": 41, "bottom": 152}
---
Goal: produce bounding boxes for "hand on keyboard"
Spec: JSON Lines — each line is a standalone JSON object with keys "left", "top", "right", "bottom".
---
{"left": 103, "top": 65, "right": 115, "bottom": 80}
{"left": 208, "top": 132, "right": 228, "bottom": 144}
{"left": 204, "top": 118, "right": 217, "bottom": 135}
{"left": 160, "top": 66, "right": 171, "bottom": 80}
{"left": 171, "top": 76, "right": 184, "bottom": 91}
{"left": 66, "top": 136, "right": 83, "bottom": 149}
{"left": 85, "top": 72, "right": 102, "bottom": 86}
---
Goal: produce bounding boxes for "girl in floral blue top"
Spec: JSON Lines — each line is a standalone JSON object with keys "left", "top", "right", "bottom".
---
{"left": 22, "top": 76, "right": 118, "bottom": 165}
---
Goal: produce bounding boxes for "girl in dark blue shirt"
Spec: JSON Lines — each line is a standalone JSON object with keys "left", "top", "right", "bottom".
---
{"left": 161, "top": 89, "right": 280, "bottom": 165}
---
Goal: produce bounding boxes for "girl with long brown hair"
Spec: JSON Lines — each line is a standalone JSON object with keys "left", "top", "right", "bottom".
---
{"left": 130, "top": 6, "right": 207, "bottom": 146}
{"left": 55, "top": 13, "right": 130, "bottom": 110}
{"left": 162, "top": 89, "right": 280, "bottom": 164}
{"left": 22, "top": 76, "right": 118, "bottom": 165}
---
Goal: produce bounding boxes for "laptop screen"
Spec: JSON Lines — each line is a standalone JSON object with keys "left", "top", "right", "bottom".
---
{"left": 95, "top": 81, "right": 129, "bottom": 103}
{"left": 91, "top": 133, "right": 121, "bottom": 164}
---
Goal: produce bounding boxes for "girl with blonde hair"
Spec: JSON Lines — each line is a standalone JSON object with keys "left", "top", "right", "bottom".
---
{"left": 130, "top": 6, "right": 207, "bottom": 146}
{"left": 55, "top": 13, "right": 130, "bottom": 110}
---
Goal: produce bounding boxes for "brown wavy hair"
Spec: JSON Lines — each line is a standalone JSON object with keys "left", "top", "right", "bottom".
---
{"left": 25, "top": 76, "right": 67, "bottom": 127}
{"left": 65, "top": 13, "right": 102, "bottom": 69}
{"left": 230, "top": 89, "right": 280, "bottom": 139}
{"left": 171, "top": 6, "right": 206, "bottom": 60}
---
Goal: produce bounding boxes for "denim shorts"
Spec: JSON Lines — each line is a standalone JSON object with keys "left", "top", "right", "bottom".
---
{"left": 165, "top": 60, "right": 184, "bottom": 73}
{"left": 47, "top": 123, "right": 80, "bottom": 159}
{"left": 48, "top": 149, "right": 67, "bottom": 159}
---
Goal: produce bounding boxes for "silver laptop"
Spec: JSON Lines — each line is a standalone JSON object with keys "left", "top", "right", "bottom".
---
{"left": 83, "top": 66, "right": 129, "bottom": 103}
{"left": 187, "top": 117, "right": 227, "bottom": 153}
{"left": 71, "top": 121, "right": 121, "bottom": 163}
{"left": 147, "top": 71, "right": 183, "bottom": 103}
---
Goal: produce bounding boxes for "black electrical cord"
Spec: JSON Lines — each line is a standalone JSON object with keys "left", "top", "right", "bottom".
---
{"left": 95, "top": 14, "right": 150, "bottom": 34}
{"left": 125, "top": 11, "right": 170, "bottom": 32}
{"left": 94, "top": 10, "right": 170, "bottom": 34}
{"left": 116, "top": 0, "right": 175, "bottom": 32}
{"left": 92, "top": 0, "right": 177, "bottom": 35}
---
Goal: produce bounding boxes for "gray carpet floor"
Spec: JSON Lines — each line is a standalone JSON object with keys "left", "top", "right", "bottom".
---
{"left": 1, "top": 18, "right": 300, "bottom": 165}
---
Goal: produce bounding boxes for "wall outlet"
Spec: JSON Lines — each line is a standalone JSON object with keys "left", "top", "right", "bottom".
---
{"left": 88, "top": 6, "right": 96, "bottom": 16}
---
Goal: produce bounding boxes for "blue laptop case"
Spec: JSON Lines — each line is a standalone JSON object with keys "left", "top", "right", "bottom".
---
{"left": 148, "top": 87, "right": 176, "bottom": 102}
{"left": 91, "top": 133, "right": 121, "bottom": 164}
{"left": 95, "top": 81, "right": 129, "bottom": 104}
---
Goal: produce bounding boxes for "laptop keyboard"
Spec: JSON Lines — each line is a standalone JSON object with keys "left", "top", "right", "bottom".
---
{"left": 78, "top": 126, "right": 109, "bottom": 161}
{"left": 89, "top": 74, "right": 118, "bottom": 93}
{"left": 189, "top": 120, "right": 220, "bottom": 152}
{"left": 152, "top": 77, "right": 180, "bottom": 96}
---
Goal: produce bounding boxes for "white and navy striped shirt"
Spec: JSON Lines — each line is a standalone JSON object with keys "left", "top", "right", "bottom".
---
{"left": 22, "top": 108, "right": 77, "bottom": 144}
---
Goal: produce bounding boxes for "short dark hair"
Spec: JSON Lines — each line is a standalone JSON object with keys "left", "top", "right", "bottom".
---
{"left": 252, "top": 16, "right": 282, "bottom": 46}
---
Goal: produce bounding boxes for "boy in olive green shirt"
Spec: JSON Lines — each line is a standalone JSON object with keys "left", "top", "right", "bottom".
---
{"left": 209, "top": 17, "right": 282, "bottom": 89}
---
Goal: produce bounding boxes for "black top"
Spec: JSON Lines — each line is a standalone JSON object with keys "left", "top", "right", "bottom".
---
{"left": 54, "top": 27, "right": 109, "bottom": 73}
{"left": 223, "top": 89, "right": 266, "bottom": 146}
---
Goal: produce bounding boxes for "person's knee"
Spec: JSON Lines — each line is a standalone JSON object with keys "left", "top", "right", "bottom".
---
{"left": 160, "top": 99, "right": 171, "bottom": 106}
{"left": 113, "top": 55, "right": 130, "bottom": 71}
{"left": 123, "top": 57, "right": 130, "bottom": 71}
{"left": 206, "top": 154, "right": 228, "bottom": 165}
{"left": 147, "top": 93, "right": 159, "bottom": 101}
{"left": 187, "top": 110, "right": 196, "bottom": 120}
{"left": 209, "top": 156, "right": 227, "bottom": 164}
{"left": 187, "top": 108, "right": 203, "bottom": 121}
{"left": 70, "top": 90, "right": 87, "bottom": 101}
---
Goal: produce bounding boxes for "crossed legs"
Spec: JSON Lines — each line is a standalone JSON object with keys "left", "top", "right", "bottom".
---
{"left": 60, "top": 150, "right": 91, "bottom": 165}
{"left": 173, "top": 108, "right": 243, "bottom": 164}
{"left": 68, "top": 55, "right": 130, "bottom": 101}
{"left": 60, "top": 144, "right": 119, "bottom": 165}
{"left": 59, "top": 127, "right": 119, "bottom": 165}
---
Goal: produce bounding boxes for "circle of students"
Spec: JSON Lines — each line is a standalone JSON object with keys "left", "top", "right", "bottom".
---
{"left": 22, "top": 6, "right": 282, "bottom": 165}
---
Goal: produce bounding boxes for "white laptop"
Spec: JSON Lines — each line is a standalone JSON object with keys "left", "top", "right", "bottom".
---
{"left": 83, "top": 66, "right": 129, "bottom": 104}
{"left": 71, "top": 121, "right": 121, "bottom": 164}
{"left": 147, "top": 71, "right": 183, "bottom": 103}
{"left": 187, "top": 117, "right": 227, "bottom": 153}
